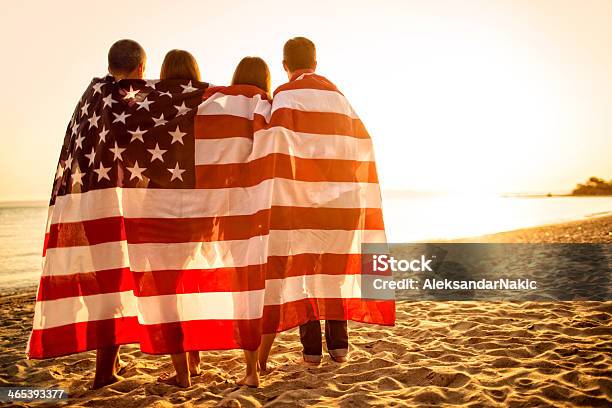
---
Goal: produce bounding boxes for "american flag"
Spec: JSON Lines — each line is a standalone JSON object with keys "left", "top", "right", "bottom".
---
{"left": 27, "top": 72, "right": 394, "bottom": 358}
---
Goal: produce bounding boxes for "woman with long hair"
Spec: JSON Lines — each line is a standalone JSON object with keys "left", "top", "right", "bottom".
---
{"left": 160, "top": 49, "right": 201, "bottom": 81}
{"left": 231, "top": 56, "right": 271, "bottom": 97}
{"left": 156, "top": 49, "right": 202, "bottom": 388}
{"left": 230, "top": 57, "right": 275, "bottom": 388}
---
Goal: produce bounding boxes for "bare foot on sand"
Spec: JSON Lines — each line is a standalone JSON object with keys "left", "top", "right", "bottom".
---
{"left": 92, "top": 346, "right": 123, "bottom": 389}
{"left": 188, "top": 361, "right": 201, "bottom": 377}
{"left": 115, "top": 357, "right": 128, "bottom": 374}
{"left": 237, "top": 372, "right": 259, "bottom": 388}
{"left": 157, "top": 372, "right": 191, "bottom": 388}
{"left": 258, "top": 361, "right": 274, "bottom": 375}
{"left": 91, "top": 374, "right": 124, "bottom": 390}
{"left": 188, "top": 351, "right": 201, "bottom": 376}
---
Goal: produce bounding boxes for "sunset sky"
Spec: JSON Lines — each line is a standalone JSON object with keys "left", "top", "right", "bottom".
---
{"left": 1, "top": 0, "right": 611, "bottom": 201}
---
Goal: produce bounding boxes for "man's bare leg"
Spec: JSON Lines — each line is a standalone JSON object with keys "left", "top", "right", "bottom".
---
{"left": 258, "top": 333, "right": 276, "bottom": 374}
{"left": 92, "top": 346, "right": 122, "bottom": 389}
{"left": 238, "top": 349, "right": 259, "bottom": 387}
{"left": 158, "top": 353, "right": 191, "bottom": 388}
{"left": 188, "top": 351, "right": 201, "bottom": 376}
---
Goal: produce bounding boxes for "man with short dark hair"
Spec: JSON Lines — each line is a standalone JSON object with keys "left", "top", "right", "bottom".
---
{"left": 107, "top": 39, "right": 146, "bottom": 80}
{"left": 92, "top": 39, "right": 146, "bottom": 389}
{"left": 258, "top": 37, "right": 359, "bottom": 372}
{"left": 282, "top": 36, "right": 317, "bottom": 72}
{"left": 283, "top": 37, "right": 348, "bottom": 366}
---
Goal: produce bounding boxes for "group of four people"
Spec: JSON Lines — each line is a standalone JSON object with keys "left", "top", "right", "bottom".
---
{"left": 91, "top": 37, "right": 352, "bottom": 389}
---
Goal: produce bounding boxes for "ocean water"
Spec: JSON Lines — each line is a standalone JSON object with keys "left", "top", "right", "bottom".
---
{"left": 0, "top": 195, "right": 611, "bottom": 290}
{"left": 0, "top": 203, "right": 48, "bottom": 291}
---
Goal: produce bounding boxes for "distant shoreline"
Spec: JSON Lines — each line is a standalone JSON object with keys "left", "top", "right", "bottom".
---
{"left": 501, "top": 193, "right": 612, "bottom": 198}
{"left": 447, "top": 213, "right": 612, "bottom": 243}
{"left": 0, "top": 200, "right": 47, "bottom": 208}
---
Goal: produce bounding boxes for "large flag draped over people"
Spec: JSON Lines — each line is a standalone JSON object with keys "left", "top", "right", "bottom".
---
{"left": 27, "top": 72, "right": 394, "bottom": 359}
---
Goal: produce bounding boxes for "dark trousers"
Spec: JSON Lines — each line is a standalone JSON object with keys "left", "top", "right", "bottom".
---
{"left": 299, "top": 320, "right": 348, "bottom": 363}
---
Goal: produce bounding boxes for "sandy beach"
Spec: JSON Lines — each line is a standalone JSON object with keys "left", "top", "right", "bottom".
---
{"left": 1, "top": 216, "right": 611, "bottom": 407}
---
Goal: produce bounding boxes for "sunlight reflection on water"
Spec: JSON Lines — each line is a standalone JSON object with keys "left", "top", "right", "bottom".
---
{"left": 383, "top": 193, "right": 612, "bottom": 242}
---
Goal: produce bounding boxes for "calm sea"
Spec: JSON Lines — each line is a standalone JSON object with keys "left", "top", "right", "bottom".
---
{"left": 0, "top": 202, "right": 48, "bottom": 291}
{"left": 1, "top": 194, "right": 611, "bottom": 291}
